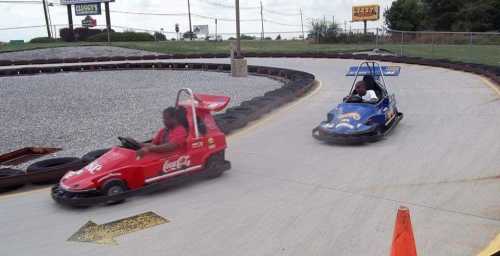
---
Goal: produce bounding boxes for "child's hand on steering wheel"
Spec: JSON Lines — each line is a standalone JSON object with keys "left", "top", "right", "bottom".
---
{"left": 136, "top": 146, "right": 150, "bottom": 159}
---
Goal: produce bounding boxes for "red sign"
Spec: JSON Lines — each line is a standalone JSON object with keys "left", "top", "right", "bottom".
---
{"left": 82, "top": 15, "right": 97, "bottom": 28}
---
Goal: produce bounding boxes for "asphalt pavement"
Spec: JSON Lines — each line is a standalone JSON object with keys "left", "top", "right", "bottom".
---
{"left": 1, "top": 58, "right": 499, "bottom": 256}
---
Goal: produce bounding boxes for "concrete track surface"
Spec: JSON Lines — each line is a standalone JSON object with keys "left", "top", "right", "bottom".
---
{"left": 1, "top": 58, "right": 500, "bottom": 256}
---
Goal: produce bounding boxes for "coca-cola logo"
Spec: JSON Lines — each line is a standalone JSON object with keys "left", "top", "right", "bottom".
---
{"left": 162, "top": 156, "right": 191, "bottom": 173}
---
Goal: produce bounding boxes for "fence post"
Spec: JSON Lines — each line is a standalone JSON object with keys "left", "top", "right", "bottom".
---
{"left": 431, "top": 32, "right": 434, "bottom": 58}
{"left": 469, "top": 32, "right": 473, "bottom": 62}
{"left": 400, "top": 31, "right": 404, "bottom": 56}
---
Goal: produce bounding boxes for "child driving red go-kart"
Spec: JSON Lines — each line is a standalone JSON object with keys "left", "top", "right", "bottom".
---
{"left": 52, "top": 88, "right": 231, "bottom": 207}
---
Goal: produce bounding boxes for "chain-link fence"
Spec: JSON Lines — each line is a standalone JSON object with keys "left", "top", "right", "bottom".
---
{"left": 376, "top": 29, "right": 500, "bottom": 66}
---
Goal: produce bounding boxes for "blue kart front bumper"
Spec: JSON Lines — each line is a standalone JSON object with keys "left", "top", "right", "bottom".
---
{"left": 312, "top": 125, "right": 382, "bottom": 144}
{"left": 312, "top": 112, "right": 403, "bottom": 144}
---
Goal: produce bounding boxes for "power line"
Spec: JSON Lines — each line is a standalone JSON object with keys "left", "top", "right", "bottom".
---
{"left": 111, "top": 10, "right": 261, "bottom": 22}
{"left": 264, "top": 19, "right": 300, "bottom": 27}
{"left": 263, "top": 9, "right": 300, "bottom": 16}
{"left": 193, "top": 0, "right": 257, "bottom": 10}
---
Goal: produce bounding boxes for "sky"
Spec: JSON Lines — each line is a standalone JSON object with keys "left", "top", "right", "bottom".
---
{"left": 0, "top": 0, "right": 396, "bottom": 42}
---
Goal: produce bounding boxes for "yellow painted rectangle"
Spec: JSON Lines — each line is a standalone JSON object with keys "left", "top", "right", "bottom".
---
{"left": 352, "top": 5, "right": 380, "bottom": 22}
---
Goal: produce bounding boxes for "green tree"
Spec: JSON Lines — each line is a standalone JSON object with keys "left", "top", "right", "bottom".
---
{"left": 384, "top": 0, "right": 426, "bottom": 31}
{"left": 423, "top": 0, "right": 466, "bottom": 30}
{"left": 308, "top": 20, "right": 339, "bottom": 43}
{"left": 452, "top": 0, "right": 500, "bottom": 31}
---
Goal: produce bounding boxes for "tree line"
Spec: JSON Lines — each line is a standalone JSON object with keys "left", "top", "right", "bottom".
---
{"left": 385, "top": 0, "right": 500, "bottom": 32}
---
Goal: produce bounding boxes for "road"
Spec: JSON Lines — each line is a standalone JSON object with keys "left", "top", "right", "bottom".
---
{"left": 1, "top": 58, "right": 500, "bottom": 256}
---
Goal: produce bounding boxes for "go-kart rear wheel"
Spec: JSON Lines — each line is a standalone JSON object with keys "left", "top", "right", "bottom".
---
{"left": 205, "top": 151, "right": 226, "bottom": 179}
{"left": 101, "top": 179, "right": 128, "bottom": 205}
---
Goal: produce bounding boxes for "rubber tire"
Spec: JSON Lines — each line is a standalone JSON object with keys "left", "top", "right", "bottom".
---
{"left": 81, "top": 148, "right": 110, "bottom": 163}
{"left": 27, "top": 157, "right": 86, "bottom": 185}
{"left": 226, "top": 106, "right": 260, "bottom": 122}
{"left": 101, "top": 179, "right": 128, "bottom": 205}
{"left": 205, "top": 151, "right": 226, "bottom": 179}
{"left": 0, "top": 168, "right": 26, "bottom": 192}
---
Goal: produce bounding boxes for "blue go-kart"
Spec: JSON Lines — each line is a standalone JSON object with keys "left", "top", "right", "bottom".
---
{"left": 312, "top": 62, "right": 403, "bottom": 144}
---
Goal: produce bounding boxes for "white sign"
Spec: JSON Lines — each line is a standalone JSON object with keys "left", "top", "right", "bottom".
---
{"left": 75, "top": 3, "right": 101, "bottom": 16}
{"left": 193, "top": 25, "right": 209, "bottom": 35}
{"left": 60, "top": 0, "right": 113, "bottom": 5}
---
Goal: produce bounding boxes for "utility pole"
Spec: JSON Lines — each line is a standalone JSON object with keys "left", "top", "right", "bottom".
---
{"left": 42, "top": 0, "right": 51, "bottom": 38}
{"left": 187, "top": 0, "right": 193, "bottom": 40}
{"left": 215, "top": 18, "right": 218, "bottom": 41}
{"left": 105, "top": 2, "right": 111, "bottom": 43}
{"left": 66, "top": 4, "right": 74, "bottom": 41}
{"left": 231, "top": 0, "right": 247, "bottom": 77}
{"left": 235, "top": 0, "right": 241, "bottom": 57}
{"left": 300, "top": 8, "right": 304, "bottom": 41}
{"left": 260, "top": 1, "right": 264, "bottom": 40}
{"left": 47, "top": 3, "right": 56, "bottom": 38}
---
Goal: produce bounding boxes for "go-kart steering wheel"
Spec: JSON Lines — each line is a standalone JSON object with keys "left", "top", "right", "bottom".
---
{"left": 346, "top": 95, "right": 363, "bottom": 103}
{"left": 118, "top": 137, "right": 142, "bottom": 150}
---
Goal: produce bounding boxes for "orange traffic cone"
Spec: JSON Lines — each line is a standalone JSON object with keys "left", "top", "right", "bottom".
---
{"left": 390, "top": 206, "right": 417, "bottom": 256}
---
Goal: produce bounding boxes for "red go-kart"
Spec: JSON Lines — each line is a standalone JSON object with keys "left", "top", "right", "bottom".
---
{"left": 52, "top": 88, "right": 231, "bottom": 207}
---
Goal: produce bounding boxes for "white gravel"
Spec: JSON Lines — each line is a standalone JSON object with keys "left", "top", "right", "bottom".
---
{"left": 0, "top": 46, "right": 157, "bottom": 61}
{"left": 0, "top": 69, "right": 282, "bottom": 168}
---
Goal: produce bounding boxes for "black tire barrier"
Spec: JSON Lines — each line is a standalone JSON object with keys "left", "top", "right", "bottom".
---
{"left": 226, "top": 106, "right": 261, "bottom": 122}
{"left": 46, "top": 58, "right": 63, "bottom": 64}
{"left": 27, "top": 157, "right": 87, "bottom": 185}
{"left": 240, "top": 99, "right": 273, "bottom": 115}
{"left": 126, "top": 55, "right": 142, "bottom": 61}
{"left": 79, "top": 57, "right": 96, "bottom": 63}
{"left": 81, "top": 148, "right": 110, "bottom": 163}
{"left": 11, "top": 60, "right": 30, "bottom": 65}
{"left": 0, "top": 60, "right": 13, "bottom": 66}
{"left": 142, "top": 55, "right": 157, "bottom": 60}
{"left": 0, "top": 168, "right": 26, "bottom": 192}
{"left": 110, "top": 56, "right": 126, "bottom": 61}
{"left": 214, "top": 113, "right": 249, "bottom": 134}
{"left": 30, "top": 59, "right": 48, "bottom": 65}
{"left": 62, "top": 57, "right": 79, "bottom": 63}
{"left": 96, "top": 56, "right": 111, "bottom": 62}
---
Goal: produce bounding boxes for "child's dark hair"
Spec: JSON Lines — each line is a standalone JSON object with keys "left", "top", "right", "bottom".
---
{"left": 163, "top": 107, "right": 176, "bottom": 118}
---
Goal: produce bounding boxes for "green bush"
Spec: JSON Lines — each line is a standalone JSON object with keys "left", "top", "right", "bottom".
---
{"left": 86, "top": 31, "right": 155, "bottom": 42}
{"left": 30, "top": 37, "right": 60, "bottom": 43}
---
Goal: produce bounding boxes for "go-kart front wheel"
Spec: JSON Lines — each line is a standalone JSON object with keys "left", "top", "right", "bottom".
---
{"left": 101, "top": 179, "right": 128, "bottom": 205}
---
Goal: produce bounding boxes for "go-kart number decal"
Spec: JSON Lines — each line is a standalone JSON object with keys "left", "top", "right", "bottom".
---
{"left": 63, "top": 161, "right": 102, "bottom": 178}
{"left": 86, "top": 161, "right": 103, "bottom": 174}
{"left": 338, "top": 112, "right": 361, "bottom": 121}
{"left": 162, "top": 155, "right": 191, "bottom": 173}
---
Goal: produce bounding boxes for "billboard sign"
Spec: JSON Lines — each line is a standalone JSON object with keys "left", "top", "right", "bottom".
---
{"left": 352, "top": 5, "right": 380, "bottom": 22}
{"left": 193, "top": 25, "right": 209, "bottom": 36}
{"left": 75, "top": 3, "right": 101, "bottom": 16}
{"left": 61, "top": 0, "right": 113, "bottom": 5}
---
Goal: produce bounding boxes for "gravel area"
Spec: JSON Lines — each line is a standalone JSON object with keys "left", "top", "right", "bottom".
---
{"left": 0, "top": 69, "right": 282, "bottom": 168}
{"left": 0, "top": 46, "right": 158, "bottom": 61}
